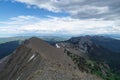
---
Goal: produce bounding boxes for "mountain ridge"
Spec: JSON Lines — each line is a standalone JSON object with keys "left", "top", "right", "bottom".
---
{"left": 57, "top": 35, "right": 120, "bottom": 80}
{"left": 0, "top": 37, "right": 102, "bottom": 80}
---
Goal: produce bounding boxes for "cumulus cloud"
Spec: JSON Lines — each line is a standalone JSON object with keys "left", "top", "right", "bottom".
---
{"left": 0, "top": 15, "right": 119, "bottom": 37}
{"left": 13, "top": 0, "right": 120, "bottom": 20}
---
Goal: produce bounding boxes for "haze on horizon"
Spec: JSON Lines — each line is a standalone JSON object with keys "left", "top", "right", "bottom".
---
{"left": 0, "top": 0, "right": 120, "bottom": 37}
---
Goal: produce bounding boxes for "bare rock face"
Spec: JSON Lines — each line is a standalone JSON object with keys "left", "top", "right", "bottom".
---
{"left": 0, "top": 37, "right": 102, "bottom": 80}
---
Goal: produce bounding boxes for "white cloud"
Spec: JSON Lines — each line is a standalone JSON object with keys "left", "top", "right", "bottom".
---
{"left": 0, "top": 15, "right": 40, "bottom": 25}
{"left": 0, "top": 15, "right": 119, "bottom": 37}
{"left": 13, "top": 0, "right": 120, "bottom": 19}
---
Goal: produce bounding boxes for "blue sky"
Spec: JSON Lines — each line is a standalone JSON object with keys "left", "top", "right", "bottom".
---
{"left": 0, "top": 1, "right": 69, "bottom": 20}
{"left": 0, "top": 0, "right": 120, "bottom": 37}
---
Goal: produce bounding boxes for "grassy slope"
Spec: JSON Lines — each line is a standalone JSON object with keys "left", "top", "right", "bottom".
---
{"left": 65, "top": 49, "right": 120, "bottom": 80}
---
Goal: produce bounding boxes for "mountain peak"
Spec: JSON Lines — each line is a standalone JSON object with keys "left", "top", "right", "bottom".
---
{"left": 0, "top": 37, "right": 102, "bottom": 80}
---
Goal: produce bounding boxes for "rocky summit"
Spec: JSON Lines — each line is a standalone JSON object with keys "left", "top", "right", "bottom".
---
{"left": 0, "top": 37, "right": 101, "bottom": 80}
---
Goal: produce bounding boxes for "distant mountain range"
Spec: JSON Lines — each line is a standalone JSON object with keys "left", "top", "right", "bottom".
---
{"left": 0, "top": 35, "right": 120, "bottom": 80}
{"left": 66, "top": 35, "right": 120, "bottom": 52}
{"left": 0, "top": 36, "right": 69, "bottom": 44}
